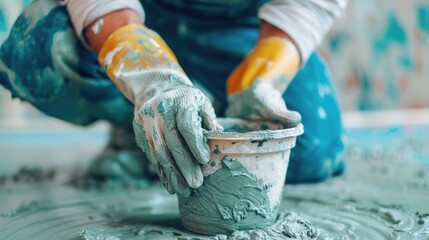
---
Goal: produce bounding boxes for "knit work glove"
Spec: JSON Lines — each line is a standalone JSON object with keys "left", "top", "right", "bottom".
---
{"left": 226, "top": 37, "right": 302, "bottom": 127}
{"left": 98, "top": 24, "right": 222, "bottom": 197}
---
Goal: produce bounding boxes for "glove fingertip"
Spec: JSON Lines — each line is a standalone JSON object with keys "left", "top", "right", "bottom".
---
{"left": 176, "top": 185, "right": 192, "bottom": 198}
{"left": 289, "top": 111, "right": 302, "bottom": 124}
{"left": 170, "top": 172, "right": 192, "bottom": 198}
{"left": 156, "top": 165, "right": 175, "bottom": 195}
{"left": 200, "top": 102, "right": 223, "bottom": 132}
{"left": 198, "top": 143, "right": 211, "bottom": 165}
{"left": 276, "top": 110, "right": 301, "bottom": 128}
{"left": 203, "top": 114, "right": 224, "bottom": 132}
{"left": 186, "top": 167, "right": 204, "bottom": 189}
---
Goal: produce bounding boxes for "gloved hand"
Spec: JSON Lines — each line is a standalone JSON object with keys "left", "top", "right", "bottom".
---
{"left": 226, "top": 37, "right": 302, "bottom": 128}
{"left": 98, "top": 24, "right": 222, "bottom": 197}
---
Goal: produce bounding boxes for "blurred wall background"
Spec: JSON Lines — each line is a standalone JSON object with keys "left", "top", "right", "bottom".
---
{"left": 0, "top": 0, "right": 40, "bottom": 124}
{"left": 0, "top": 0, "right": 429, "bottom": 123}
{"left": 321, "top": 0, "right": 429, "bottom": 111}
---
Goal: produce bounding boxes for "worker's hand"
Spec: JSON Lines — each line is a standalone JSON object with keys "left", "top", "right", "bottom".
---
{"left": 226, "top": 80, "right": 300, "bottom": 128}
{"left": 97, "top": 24, "right": 222, "bottom": 197}
{"left": 226, "top": 31, "right": 302, "bottom": 127}
{"left": 133, "top": 77, "right": 222, "bottom": 198}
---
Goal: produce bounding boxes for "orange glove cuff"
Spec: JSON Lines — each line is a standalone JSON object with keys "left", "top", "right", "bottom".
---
{"left": 227, "top": 37, "right": 300, "bottom": 95}
{"left": 98, "top": 24, "right": 180, "bottom": 80}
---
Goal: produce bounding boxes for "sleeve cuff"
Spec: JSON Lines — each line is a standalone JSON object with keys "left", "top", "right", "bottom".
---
{"left": 64, "top": 0, "right": 145, "bottom": 37}
{"left": 259, "top": 0, "right": 347, "bottom": 64}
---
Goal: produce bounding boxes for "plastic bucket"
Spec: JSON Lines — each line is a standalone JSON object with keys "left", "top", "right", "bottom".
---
{"left": 178, "top": 118, "right": 304, "bottom": 235}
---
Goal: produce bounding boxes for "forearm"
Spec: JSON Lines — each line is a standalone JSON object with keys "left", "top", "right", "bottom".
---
{"left": 228, "top": 0, "right": 348, "bottom": 98}
{"left": 259, "top": 0, "right": 348, "bottom": 64}
{"left": 85, "top": 9, "right": 142, "bottom": 53}
{"left": 258, "top": 20, "right": 294, "bottom": 44}
{"left": 63, "top": 1, "right": 187, "bottom": 103}
{"left": 258, "top": 20, "right": 301, "bottom": 66}
{"left": 62, "top": 0, "right": 144, "bottom": 42}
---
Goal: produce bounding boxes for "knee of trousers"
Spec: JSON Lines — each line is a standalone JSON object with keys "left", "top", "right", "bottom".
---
{"left": 0, "top": 0, "right": 131, "bottom": 126}
{"left": 283, "top": 53, "right": 346, "bottom": 183}
{"left": 285, "top": 126, "right": 346, "bottom": 183}
{"left": 0, "top": 0, "right": 81, "bottom": 105}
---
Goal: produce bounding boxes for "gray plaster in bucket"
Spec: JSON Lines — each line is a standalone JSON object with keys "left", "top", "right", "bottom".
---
{"left": 178, "top": 118, "right": 304, "bottom": 235}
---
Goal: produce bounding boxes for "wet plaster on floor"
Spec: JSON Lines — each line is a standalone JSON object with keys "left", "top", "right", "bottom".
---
{"left": 1, "top": 125, "right": 429, "bottom": 239}
{"left": 178, "top": 158, "right": 276, "bottom": 235}
{"left": 0, "top": 177, "right": 427, "bottom": 240}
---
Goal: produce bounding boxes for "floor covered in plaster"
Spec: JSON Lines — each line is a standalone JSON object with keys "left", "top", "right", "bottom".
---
{"left": 1, "top": 112, "right": 429, "bottom": 239}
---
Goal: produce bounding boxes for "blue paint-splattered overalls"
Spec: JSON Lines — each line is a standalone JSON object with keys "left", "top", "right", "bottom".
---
{"left": 0, "top": 0, "right": 345, "bottom": 183}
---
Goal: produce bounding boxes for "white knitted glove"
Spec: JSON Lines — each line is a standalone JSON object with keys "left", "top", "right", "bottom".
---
{"left": 226, "top": 37, "right": 301, "bottom": 128}
{"left": 132, "top": 71, "right": 222, "bottom": 197}
{"left": 226, "top": 80, "right": 301, "bottom": 128}
{"left": 98, "top": 25, "right": 222, "bottom": 197}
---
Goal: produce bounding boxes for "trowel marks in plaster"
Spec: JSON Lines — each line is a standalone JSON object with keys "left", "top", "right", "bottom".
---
{"left": 1, "top": 182, "right": 428, "bottom": 240}
{"left": 178, "top": 158, "right": 275, "bottom": 235}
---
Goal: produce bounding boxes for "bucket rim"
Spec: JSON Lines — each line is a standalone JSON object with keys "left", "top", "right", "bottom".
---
{"left": 206, "top": 118, "right": 304, "bottom": 141}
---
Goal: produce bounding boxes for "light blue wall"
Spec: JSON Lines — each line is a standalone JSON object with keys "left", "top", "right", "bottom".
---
{"left": 320, "top": 0, "right": 429, "bottom": 111}
{"left": 1, "top": 0, "right": 429, "bottom": 120}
